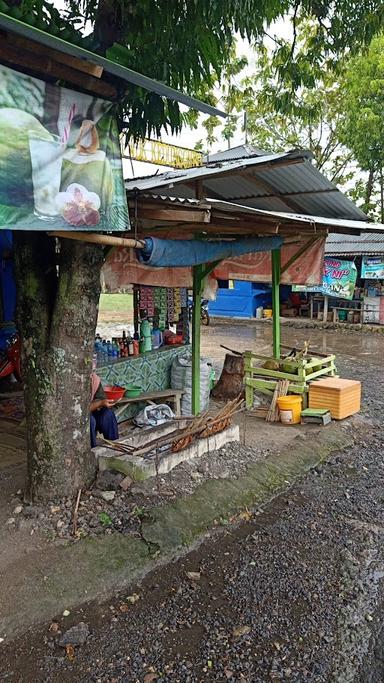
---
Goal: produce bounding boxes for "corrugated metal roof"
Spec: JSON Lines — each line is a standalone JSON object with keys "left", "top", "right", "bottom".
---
{"left": 204, "top": 144, "right": 269, "bottom": 162}
{"left": 137, "top": 194, "right": 384, "bottom": 234}
{"left": 325, "top": 233, "right": 384, "bottom": 255}
{"left": 126, "top": 151, "right": 367, "bottom": 222}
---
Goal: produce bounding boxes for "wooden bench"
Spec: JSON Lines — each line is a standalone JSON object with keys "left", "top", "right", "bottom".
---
{"left": 114, "top": 388, "right": 183, "bottom": 420}
{"left": 332, "top": 306, "right": 362, "bottom": 323}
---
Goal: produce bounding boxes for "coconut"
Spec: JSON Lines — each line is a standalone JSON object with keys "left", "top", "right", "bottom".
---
{"left": 60, "top": 149, "right": 114, "bottom": 211}
{"left": 0, "top": 108, "right": 52, "bottom": 208}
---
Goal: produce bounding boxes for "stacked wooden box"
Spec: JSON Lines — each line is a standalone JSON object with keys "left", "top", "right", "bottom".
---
{"left": 309, "top": 378, "right": 361, "bottom": 419}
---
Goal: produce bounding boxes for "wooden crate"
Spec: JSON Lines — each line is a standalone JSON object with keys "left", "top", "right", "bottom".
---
{"left": 309, "top": 378, "right": 361, "bottom": 419}
{"left": 244, "top": 350, "right": 337, "bottom": 410}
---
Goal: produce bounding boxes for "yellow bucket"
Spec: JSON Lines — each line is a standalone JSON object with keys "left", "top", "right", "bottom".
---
{"left": 263, "top": 309, "right": 273, "bottom": 318}
{"left": 277, "top": 395, "right": 302, "bottom": 425}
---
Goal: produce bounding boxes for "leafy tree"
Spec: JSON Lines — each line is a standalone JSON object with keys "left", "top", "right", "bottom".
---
{"left": 195, "top": 31, "right": 354, "bottom": 186}
{"left": 338, "top": 36, "right": 384, "bottom": 220}
{"left": 10, "top": 0, "right": 384, "bottom": 500}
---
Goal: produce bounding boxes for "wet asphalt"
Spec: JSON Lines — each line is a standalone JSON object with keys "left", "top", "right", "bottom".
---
{"left": 1, "top": 323, "right": 384, "bottom": 683}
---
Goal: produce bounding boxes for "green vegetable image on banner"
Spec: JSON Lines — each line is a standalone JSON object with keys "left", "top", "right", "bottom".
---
{"left": 0, "top": 64, "right": 129, "bottom": 231}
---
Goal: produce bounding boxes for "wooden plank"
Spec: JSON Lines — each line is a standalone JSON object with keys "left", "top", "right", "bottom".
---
{"left": 245, "top": 377, "right": 306, "bottom": 392}
{"left": 0, "top": 41, "right": 115, "bottom": 98}
{"left": 117, "top": 389, "right": 183, "bottom": 404}
{"left": 12, "top": 34, "right": 103, "bottom": 77}
{"left": 250, "top": 367, "right": 300, "bottom": 381}
{"left": 138, "top": 208, "right": 211, "bottom": 223}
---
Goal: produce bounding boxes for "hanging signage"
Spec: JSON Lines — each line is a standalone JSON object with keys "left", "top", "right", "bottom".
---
{"left": 293, "top": 257, "right": 357, "bottom": 300}
{"left": 0, "top": 64, "right": 129, "bottom": 231}
{"left": 361, "top": 256, "right": 384, "bottom": 279}
{"left": 124, "top": 138, "right": 203, "bottom": 169}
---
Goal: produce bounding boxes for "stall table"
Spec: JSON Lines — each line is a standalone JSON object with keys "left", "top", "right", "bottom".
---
{"left": 97, "top": 344, "right": 189, "bottom": 422}
{"left": 332, "top": 305, "right": 362, "bottom": 323}
{"left": 114, "top": 388, "right": 183, "bottom": 419}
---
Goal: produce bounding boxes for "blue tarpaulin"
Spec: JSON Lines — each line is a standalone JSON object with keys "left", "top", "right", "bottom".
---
{"left": 0, "top": 230, "right": 16, "bottom": 322}
{"left": 138, "top": 236, "right": 283, "bottom": 268}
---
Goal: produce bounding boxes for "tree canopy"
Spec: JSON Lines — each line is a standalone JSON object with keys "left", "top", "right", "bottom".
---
{"left": 50, "top": 0, "right": 383, "bottom": 138}
{"left": 338, "top": 35, "right": 384, "bottom": 195}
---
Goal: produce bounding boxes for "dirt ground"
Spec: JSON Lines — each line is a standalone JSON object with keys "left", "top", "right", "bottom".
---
{"left": 0, "top": 317, "right": 383, "bottom": 681}
{"left": 0, "top": 320, "right": 382, "bottom": 675}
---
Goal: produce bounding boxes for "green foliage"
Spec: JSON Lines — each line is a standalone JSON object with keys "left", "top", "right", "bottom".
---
{"left": 337, "top": 36, "right": 384, "bottom": 218}
{"left": 338, "top": 36, "right": 384, "bottom": 172}
{"left": 55, "top": 0, "right": 384, "bottom": 139}
{"left": 13, "top": 1, "right": 384, "bottom": 140}
{"left": 99, "top": 511, "right": 113, "bottom": 526}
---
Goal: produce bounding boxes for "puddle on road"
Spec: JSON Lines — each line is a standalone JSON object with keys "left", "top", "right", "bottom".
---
{"left": 201, "top": 322, "right": 384, "bottom": 370}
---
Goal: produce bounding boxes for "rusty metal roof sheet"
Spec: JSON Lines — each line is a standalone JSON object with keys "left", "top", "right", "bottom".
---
{"left": 325, "top": 233, "right": 384, "bottom": 255}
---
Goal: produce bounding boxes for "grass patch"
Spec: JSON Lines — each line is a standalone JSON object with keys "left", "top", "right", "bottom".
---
{"left": 99, "top": 293, "right": 133, "bottom": 314}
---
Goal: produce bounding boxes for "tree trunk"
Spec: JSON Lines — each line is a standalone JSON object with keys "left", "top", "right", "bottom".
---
{"left": 364, "top": 166, "right": 375, "bottom": 213}
{"left": 211, "top": 354, "right": 244, "bottom": 400}
{"left": 14, "top": 233, "right": 104, "bottom": 501}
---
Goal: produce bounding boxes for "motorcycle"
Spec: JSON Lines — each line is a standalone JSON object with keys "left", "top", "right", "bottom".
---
{"left": 188, "top": 298, "right": 210, "bottom": 326}
{"left": 0, "top": 333, "right": 21, "bottom": 382}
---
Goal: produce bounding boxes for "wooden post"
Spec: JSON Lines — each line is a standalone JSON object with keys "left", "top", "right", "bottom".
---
{"left": 192, "top": 264, "right": 204, "bottom": 415}
{"left": 271, "top": 249, "right": 281, "bottom": 359}
{"left": 323, "top": 294, "right": 329, "bottom": 322}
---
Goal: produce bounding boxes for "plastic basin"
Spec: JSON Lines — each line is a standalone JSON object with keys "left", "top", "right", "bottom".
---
{"left": 104, "top": 386, "right": 126, "bottom": 401}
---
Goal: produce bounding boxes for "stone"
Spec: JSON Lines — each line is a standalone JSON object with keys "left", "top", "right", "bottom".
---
{"left": 58, "top": 622, "right": 90, "bottom": 647}
{"left": 6, "top": 517, "right": 15, "bottom": 525}
{"left": 50, "top": 505, "right": 61, "bottom": 514}
{"left": 96, "top": 470, "right": 124, "bottom": 491}
{"left": 119, "top": 475, "right": 133, "bottom": 491}
{"left": 13, "top": 505, "right": 23, "bottom": 515}
{"left": 100, "top": 491, "right": 116, "bottom": 502}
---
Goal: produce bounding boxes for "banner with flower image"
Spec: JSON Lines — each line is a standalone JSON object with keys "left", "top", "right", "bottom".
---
{"left": 0, "top": 64, "right": 129, "bottom": 231}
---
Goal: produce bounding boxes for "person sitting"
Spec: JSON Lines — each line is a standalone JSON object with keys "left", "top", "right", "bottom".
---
{"left": 90, "top": 372, "right": 119, "bottom": 448}
{"left": 289, "top": 292, "right": 309, "bottom": 317}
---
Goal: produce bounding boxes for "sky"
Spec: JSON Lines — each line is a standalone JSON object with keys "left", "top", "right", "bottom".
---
{"left": 52, "top": 1, "right": 290, "bottom": 178}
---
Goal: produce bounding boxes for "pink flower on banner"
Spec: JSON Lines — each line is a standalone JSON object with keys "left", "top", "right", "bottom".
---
{"left": 55, "top": 184, "right": 101, "bottom": 226}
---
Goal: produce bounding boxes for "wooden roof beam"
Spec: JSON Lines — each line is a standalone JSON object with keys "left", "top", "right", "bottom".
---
{"left": 0, "top": 38, "right": 116, "bottom": 98}
{"left": 238, "top": 171, "right": 305, "bottom": 213}
{"left": 138, "top": 207, "right": 211, "bottom": 223}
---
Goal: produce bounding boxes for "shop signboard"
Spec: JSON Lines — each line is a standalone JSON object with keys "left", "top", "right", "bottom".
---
{"left": 0, "top": 64, "right": 128, "bottom": 231}
{"left": 361, "top": 256, "right": 384, "bottom": 279}
{"left": 293, "top": 257, "right": 357, "bottom": 300}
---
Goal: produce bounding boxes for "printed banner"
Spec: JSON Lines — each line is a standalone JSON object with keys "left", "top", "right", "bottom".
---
{"left": 0, "top": 64, "right": 128, "bottom": 231}
{"left": 361, "top": 256, "right": 384, "bottom": 279}
{"left": 293, "top": 257, "right": 357, "bottom": 300}
{"left": 102, "top": 238, "right": 325, "bottom": 290}
{"left": 214, "top": 238, "right": 325, "bottom": 285}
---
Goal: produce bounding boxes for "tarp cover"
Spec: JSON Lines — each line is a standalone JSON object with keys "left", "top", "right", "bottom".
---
{"left": 138, "top": 236, "right": 283, "bottom": 267}
{"left": 103, "top": 237, "right": 326, "bottom": 290}
{"left": 0, "top": 64, "right": 129, "bottom": 231}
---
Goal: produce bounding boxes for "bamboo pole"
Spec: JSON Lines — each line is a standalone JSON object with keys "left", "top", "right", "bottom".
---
{"left": 271, "top": 249, "right": 281, "bottom": 359}
{"left": 49, "top": 231, "right": 145, "bottom": 249}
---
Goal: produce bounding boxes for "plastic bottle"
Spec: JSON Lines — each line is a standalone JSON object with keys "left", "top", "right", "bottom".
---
{"left": 128, "top": 335, "right": 134, "bottom": 356}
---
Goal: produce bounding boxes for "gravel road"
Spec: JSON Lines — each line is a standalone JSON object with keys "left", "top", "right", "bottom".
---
{"left": 1, "top": 324, "right": 384, "bottom": 683}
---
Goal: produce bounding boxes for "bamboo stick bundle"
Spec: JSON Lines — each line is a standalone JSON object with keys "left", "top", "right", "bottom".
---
{"left": 266, "top": 380, "right": 290, "bottom": 422}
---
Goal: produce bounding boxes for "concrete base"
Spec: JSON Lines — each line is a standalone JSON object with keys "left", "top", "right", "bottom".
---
{"left": 96, "top": 424, "right": 240, "bottom": 480}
